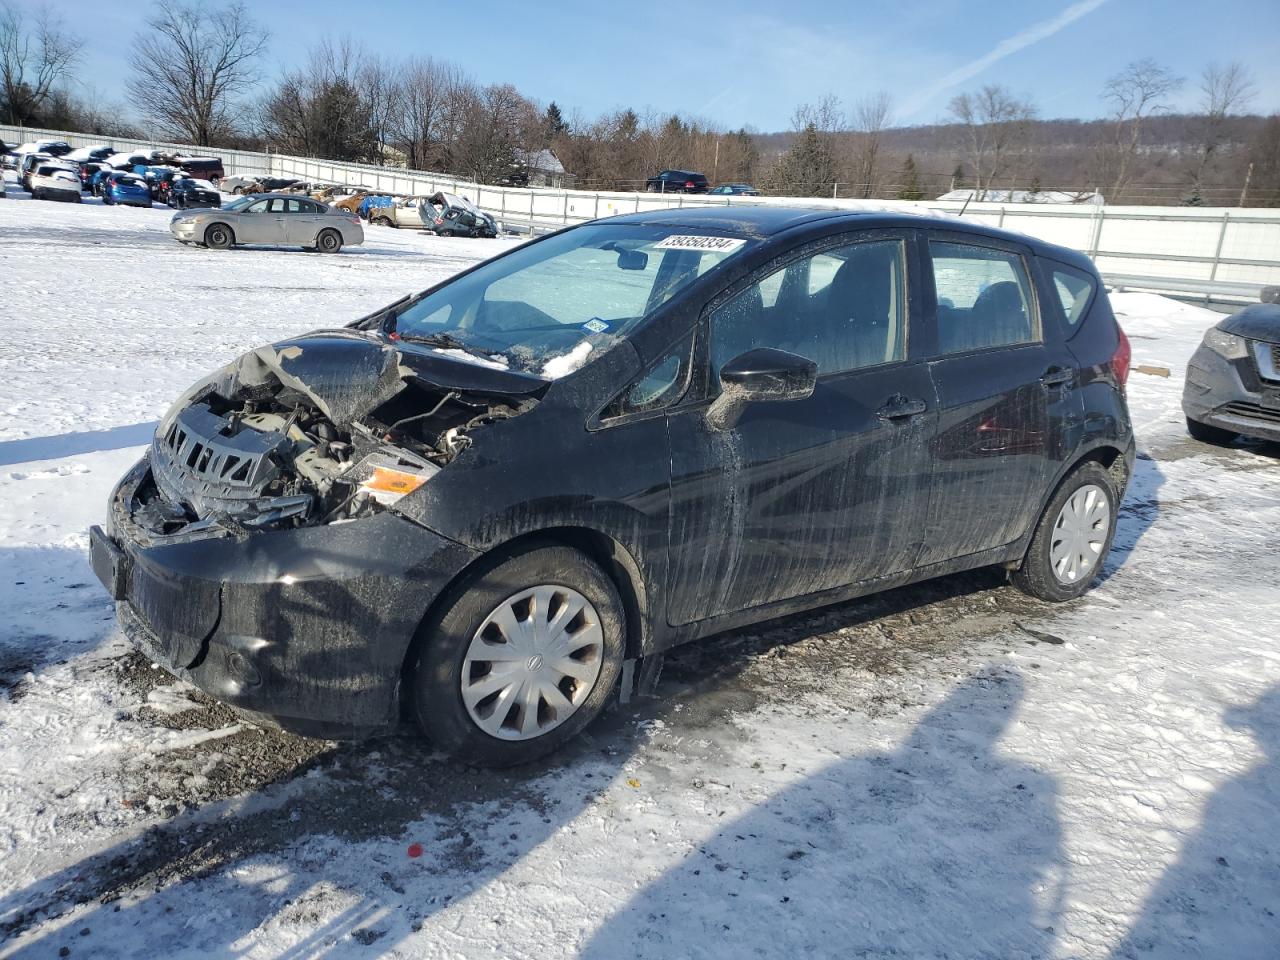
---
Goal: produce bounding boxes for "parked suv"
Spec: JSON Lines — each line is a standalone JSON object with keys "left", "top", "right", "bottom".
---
{"left": 646, "top": 170, "right": 710, "bottom": 193}
{"left": 91, "top": 207, "right": 1133, "bottom": 766}
{"left": 1183, "top": 299, "right": 1280, "bottom": 444}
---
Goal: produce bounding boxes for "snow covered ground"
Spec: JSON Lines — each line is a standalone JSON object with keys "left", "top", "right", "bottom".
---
{"left": 1, "top": 179, "right": 1277, "bottom": 959}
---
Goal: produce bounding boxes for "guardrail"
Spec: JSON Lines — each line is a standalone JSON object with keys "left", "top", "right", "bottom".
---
{"left": 5, "top": 121, "right": 1279, "bottom": 303}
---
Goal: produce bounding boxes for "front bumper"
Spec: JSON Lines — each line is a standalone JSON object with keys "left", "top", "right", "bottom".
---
{"left": 1182, "top": 342, "right": 1280, "bottom": 443}
{"left": 91, "top": 457, "right": 478, "bottom": 738}
{"left": 170, "top": 220, "right": 198, "bottom": 240}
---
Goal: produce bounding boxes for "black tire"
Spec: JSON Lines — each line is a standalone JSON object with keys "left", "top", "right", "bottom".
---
{"left": 316, "top": 228, "right": 342, "bottom": 253}
{"left": 410, "top": 544, "right": 626, "bottom": 767}
{"left": 232, "top": 185, "right": 245, "bottom": 195}
{"left": 1011, "top": 461, "right": 1119, "bottom": 602}
{"left": 204, "top": 223, "right": 234, "bottom": 249}
{"left": 1186, "top": 416, "right": 1236, "bottom": 446}
{"left": 374, "top": 216, "right": 393, "bottom": 227}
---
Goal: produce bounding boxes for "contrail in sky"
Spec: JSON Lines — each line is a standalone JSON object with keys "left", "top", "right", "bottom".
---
{"left": 901, "top": 0, "right": 1111, "bottom": 117}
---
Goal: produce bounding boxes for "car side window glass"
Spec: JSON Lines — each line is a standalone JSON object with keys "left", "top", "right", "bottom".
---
{"left": 1050, "top": 265, "right": 1095, "bottom": 327}
{"left": 929, "top": 241, "right": 1037, "bottom": 353}
{"left": 284, "top": 199, "right": 302, "bottom": 213}
{"left": 709, "top": 239, "right": 906, "bottom": 381}
{"left": 246, "top": 200, "right": 269, "bottom": 214}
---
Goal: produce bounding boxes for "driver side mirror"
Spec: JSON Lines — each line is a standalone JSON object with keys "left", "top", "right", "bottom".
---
{"left": 706, "top": 348, "right": 817, "bottom": 431}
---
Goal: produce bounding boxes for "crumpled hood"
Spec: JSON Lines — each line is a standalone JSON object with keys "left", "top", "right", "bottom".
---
{"left": 1219, "top": 304, "right": 1280, "bottom": 344}
{"left": 236, "top": 333, "right": 409, "bottom": 426}
{"left": 162, "top": 331, "right": 548, "bottom": 434}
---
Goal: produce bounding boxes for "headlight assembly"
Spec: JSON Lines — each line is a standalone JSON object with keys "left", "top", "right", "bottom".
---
{"left": 1203, "top": 327, "right": 1248, "bottom": 360}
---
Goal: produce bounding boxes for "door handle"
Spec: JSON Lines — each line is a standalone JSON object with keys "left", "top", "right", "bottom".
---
{"left": 1040, "top": 367, "right": 1075, "bottom": 386}
{"left": 877, "top": 395, "right": 928, "bottom": 421}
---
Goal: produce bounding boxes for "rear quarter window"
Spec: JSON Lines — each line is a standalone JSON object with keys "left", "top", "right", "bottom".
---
{"left": 1048, "top": 263, "right": 1097, "bottom": 329}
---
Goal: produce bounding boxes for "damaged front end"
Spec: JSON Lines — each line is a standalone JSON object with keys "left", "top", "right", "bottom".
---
{"left": 92, "top": 331, "right": 544, "bottom": 736}
{"left": 130, "top": 331, "right": 539, "bottom": 542}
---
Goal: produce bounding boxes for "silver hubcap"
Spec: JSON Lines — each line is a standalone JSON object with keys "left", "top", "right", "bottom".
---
{"left": 1050, "top": 483, "right": 1111, "bottom": 584}
{"left": 461, "top": 585, "right": 604, "bottom": 741}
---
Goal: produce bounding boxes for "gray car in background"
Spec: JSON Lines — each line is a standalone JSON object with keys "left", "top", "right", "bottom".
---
{"left": 1183, "top": 300, "right": 1280, "bottom": 444}
{"left": 169, "top": 193, "right": 365, "bottom": 253}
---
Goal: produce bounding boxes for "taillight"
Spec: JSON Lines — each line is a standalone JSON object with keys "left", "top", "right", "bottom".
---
{"left": 1112, "top": 325, "right": 1132, "bottom": 387}
{"left": 434, "top": 217, "right": 444, "bottom": 225}
{"left": 685, "top": 181, "right": 695, "bottom": 189}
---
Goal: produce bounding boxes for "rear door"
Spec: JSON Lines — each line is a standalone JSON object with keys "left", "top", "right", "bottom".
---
{"left": 283, "top": 198, "right": 322, "bottom": 243}
{"left": 915, "top": 233, "right": 1082, "bottom": 565}
{"left": 665, "top": 231, "right": 937, "bottom": 624}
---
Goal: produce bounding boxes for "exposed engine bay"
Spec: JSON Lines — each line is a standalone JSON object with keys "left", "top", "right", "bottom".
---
{"left": 125, "top": 333, "right": 536, "bottom": 539}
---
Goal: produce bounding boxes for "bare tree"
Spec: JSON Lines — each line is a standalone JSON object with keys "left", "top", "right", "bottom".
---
{"left": 0, "top": 3, "right": 82, "bottom": 126}
{"left": 128, "top": 2, "right": 265, "bottom": 145}
{"left": 390, "top": 58, "right": 469, "bottom": 170}
{"left": 453, "top": 83, "right": 537, "bottom": 183}
{"left": 1093, "top": 58, "right": 1182, "bottom": 202}
{"left": 262, "top": 38, "right": 377, "bottom": 162}
{"left": 1191, "top": 61, "right": 1256, "bottom": 195}
{"left": 358, "top": 55, "right": 400, "bottom": 165}
{"left": 948, "top": 85, "right": 1037, "bottom": 199}
{"left": 850, "top": 91, "right": 892, "bottom": 198}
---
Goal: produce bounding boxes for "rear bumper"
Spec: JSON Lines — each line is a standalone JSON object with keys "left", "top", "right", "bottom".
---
{"left": 1182, "top": 343, "right": 1280, "bottom": 442}
{"left": 92, "top": 456, "right": 478, "bottom": 738}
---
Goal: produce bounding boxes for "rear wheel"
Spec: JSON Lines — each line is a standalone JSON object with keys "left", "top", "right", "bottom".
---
{"left": 374, "top": 216, "right": 393, "bottom": 227}
{"left": 1012, "top": 462, "right": 1118, "bottom": 602}
{"left": 410, "top": 544, "right": 625, "bottom": 767}
{"left": 316, "top": 228, "right": 342, "bottom": 253}
{"left": 204, "top": 223, "right": 234, "bottom": 249}
{"left": 1185, "top": 416, "right": 1237, "bottom": 446}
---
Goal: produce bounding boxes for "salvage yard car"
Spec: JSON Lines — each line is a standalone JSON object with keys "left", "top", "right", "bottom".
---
{"left": 424, "top": 192, "right": 498, "bottom": 238}
{"left": 91, "top": 206, "right": 1134, "bottom": 766}
{"left": 29, "top": 162, "right": 83, "bottom": 201}
{"left": 102, "top": 171, "right": 153, "bottom": 207}
{"left": 1183, "top": 300, "right": 1280, "bottom": 444}
{"left": 168, "top": 193, "right": 364, "bottom": 251}
{"left": 167, "top": 176, "right": 221, "bottom": 209}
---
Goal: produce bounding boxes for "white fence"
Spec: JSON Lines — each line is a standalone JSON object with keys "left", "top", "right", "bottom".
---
{"left": 6, "top": 122, "right": 1280, "bottom": 301}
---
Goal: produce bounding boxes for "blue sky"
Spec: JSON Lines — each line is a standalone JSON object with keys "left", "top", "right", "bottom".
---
{"left": 33, "top": 0, "right": 1280, "bottom": 130}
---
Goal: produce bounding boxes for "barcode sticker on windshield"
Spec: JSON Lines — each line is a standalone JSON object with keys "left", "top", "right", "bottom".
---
{"left": 654, "top": 235, "right": 746, "bottom": 253}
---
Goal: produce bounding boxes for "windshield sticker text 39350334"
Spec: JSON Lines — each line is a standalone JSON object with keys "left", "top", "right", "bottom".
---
{"left": 654, "top": 235, "right": 747, "bottom": 253}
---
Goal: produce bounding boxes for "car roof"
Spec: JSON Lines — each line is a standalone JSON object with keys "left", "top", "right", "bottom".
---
{"left": 601, "top": 204, "right": 1094, "bottom": 262}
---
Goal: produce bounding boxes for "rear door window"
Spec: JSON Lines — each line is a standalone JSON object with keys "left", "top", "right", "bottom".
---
{"left": 929, "top": 241, "right": 1038, "bottom": 354}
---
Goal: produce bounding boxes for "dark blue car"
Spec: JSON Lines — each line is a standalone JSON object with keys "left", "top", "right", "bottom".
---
{"left": 103, "top": 171, "right": 153, "bottom": 208}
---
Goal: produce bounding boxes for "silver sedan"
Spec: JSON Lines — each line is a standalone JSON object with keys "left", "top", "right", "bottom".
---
{"left": 170, "top": 193, "right": 365, "bottom": 253}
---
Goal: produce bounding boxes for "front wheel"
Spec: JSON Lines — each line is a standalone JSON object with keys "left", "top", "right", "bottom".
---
{"left": 1011, "top": 462, "right": 1118, "bottom": 602}
{"left": 315, "top": 228, "right": 342, "bottom": 253}
{"left": 1185, "top": 416, "right": 1236, "bottom": 446}
{"left": 204, "top": 223, "right": 234, "bottom": 249}
{"left": 410, "top": 544, "right": 625, "bottom": 767}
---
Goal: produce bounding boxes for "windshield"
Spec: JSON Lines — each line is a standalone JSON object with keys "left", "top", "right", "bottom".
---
{"left": 223, "top": 195, "right": 257, "bottom": 211}
{"left": 388, "top": 223, "right": 754, "bottom": 379}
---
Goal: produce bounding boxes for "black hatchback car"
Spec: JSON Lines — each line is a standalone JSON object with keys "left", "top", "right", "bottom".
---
{"left": 91, "top": 207, "right": 1133, "bottom": 766}
{"left": 646, "top": 170, "right": 710, "bottom": 193}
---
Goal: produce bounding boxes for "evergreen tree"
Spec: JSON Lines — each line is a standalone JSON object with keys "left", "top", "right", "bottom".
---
{"left": 896, "top": 154, "right": 925, "bottom": 200}
{"left": 544, "top": 101, "right": 568, "bottom": 139}
{"left": 777, "top": 122, "right": 834, "bottom": 197}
